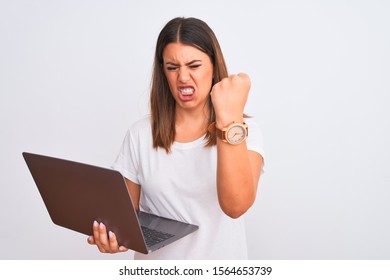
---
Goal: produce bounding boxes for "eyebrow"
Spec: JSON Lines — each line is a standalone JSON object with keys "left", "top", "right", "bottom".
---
{"left": 165, "top": 60, "right": 202, "bottom": 66}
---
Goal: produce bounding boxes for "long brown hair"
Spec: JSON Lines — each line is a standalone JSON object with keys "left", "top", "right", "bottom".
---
{"left": 150, "top": 17, "right": 228, "bottom": 153}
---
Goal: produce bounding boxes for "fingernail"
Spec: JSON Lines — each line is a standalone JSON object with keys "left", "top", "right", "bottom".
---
{"left": 93, "top": 220, "right": 98, "bottom": 227}
{"left": 109, "top": 231, "right": 113, "bottom": 238}
{"left": 119, "top": 246, "right": 127, "bottom": 252}
{"left": 99, "top": 222, "right": 104, "bottom": 230}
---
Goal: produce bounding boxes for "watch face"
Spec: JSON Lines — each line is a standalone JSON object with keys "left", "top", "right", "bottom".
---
{"left": 226, "top": 124, "right": 247, "bottom": 144}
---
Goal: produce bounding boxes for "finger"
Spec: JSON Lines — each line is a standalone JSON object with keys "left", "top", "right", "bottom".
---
{"left": 108, "top": 231, "right": 120, "bottom": 253}
{"left": 108, "top": 231, "right": 128, "bottom": 252}
{"left": 119, "top": 246, "right": 129, "bottom": 252}
{"left": 92, "top": 220, "right": 101, "bottom": 247}
{"left": 237, "top": 72, "right": 248, "bottom": 78}
{"left": 87, "top": 236, "right": 96, "bottom": 245}
{"left": 93, "top": 221, "right": 108, "bottom": 253}
{"left": 98, "top": 222, "right": 109, "bottom": 251}
{"left": 237, "top": 73, "right": 251, "bottom": 84}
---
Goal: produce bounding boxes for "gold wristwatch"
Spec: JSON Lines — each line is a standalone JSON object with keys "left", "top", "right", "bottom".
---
{"left": 208, "top": 121, "right": 248, "bottom": 145}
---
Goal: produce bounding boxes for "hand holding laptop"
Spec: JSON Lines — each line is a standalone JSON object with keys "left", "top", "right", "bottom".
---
{"left": 87, "top": 221, "right": 128, "bottom": 253}
{"left": 23, "top": 152, "right": 198, "bottom": 255}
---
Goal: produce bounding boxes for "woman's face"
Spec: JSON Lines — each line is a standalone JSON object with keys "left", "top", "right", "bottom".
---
{"left": 162, "top": 42, "right": 213, "bottom": 113}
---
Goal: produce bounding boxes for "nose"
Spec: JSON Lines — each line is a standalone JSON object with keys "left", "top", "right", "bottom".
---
{"left": 178, "top": 67, "right": 190, "bottom": 83}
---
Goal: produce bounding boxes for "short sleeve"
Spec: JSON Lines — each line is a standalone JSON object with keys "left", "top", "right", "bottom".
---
{"left": 245, "top": 118, "right": 266, "bottom": 168}
{"left": 111, "top": 129, "right": 140, "bottom": 185}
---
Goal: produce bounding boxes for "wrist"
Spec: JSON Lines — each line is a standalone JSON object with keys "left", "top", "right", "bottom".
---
{"left": 209, "top": 120, "right": 248, "bottom": 145}
{"left": 215, "top": 114, "right": 244, "bottom": 128}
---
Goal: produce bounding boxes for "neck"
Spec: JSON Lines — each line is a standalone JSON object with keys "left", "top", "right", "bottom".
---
{"left": 174, "top": 104, "right": 210, "bottom": 143}
{"left": 175, "top": 102, "right": 210, "bottom": 125}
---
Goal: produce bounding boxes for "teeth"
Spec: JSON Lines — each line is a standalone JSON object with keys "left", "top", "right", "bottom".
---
{"left": 179, "top": 88, "right": 194, "bottom": 95}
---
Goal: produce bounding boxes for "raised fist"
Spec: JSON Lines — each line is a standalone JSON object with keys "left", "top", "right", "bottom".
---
{"left": 211, "top": 73, "right": 251, "bottom": 127}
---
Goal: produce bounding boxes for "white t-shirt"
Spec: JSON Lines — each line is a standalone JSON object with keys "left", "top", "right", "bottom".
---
{"left": 112, "top": 115, "right": 265, "bottom": 259}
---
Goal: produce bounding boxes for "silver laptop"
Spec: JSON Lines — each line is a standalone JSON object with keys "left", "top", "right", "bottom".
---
{"left": 22, "top": 152, "right": 198, "bottom": 254}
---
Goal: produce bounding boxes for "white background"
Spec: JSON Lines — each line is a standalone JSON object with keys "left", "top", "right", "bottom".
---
{"left": 1, "top": 0, "right": 389, "bottom": 259}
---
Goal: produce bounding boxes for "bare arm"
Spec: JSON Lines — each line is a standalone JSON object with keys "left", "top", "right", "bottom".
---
{"left": 211, "top": 73, "right": 263, "bottom": 218}
{"left": 125, "top": 178, "right": 141, "bottom": 211}
{"left": 217, "top": 141, "right": 263, "bottom": 218}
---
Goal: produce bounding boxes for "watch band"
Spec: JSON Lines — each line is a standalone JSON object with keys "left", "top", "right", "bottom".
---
{"left": 214, "top": 124, "right": 224, "bottom": 140}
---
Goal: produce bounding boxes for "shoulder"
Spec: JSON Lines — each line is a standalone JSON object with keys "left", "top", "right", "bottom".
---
{"left": 129, "top": 115, "right": 151, "bottom": 131}
{"left": 121, "top": 115, "right": 153, "bottom": 148}
{"left": 126, "top": 115, "right": 152, "bottom": 137}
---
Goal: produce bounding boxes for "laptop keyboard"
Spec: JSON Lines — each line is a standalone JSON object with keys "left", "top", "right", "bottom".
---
{"left": 141, "top": 226, "right": 174, "bottom": 247}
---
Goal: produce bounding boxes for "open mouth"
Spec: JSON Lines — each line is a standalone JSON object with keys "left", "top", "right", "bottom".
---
{"left": 178, "top": 86, "right": 195, "bottom": 96}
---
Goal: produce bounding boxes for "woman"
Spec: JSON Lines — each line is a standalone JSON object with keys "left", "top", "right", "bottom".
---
{"left": 88, "top": 17, "right": 264, "bottom": 259}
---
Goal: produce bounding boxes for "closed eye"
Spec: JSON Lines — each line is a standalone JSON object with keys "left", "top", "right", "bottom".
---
{"left": 189, "top": 64, "right": 201, "bottom": 69}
